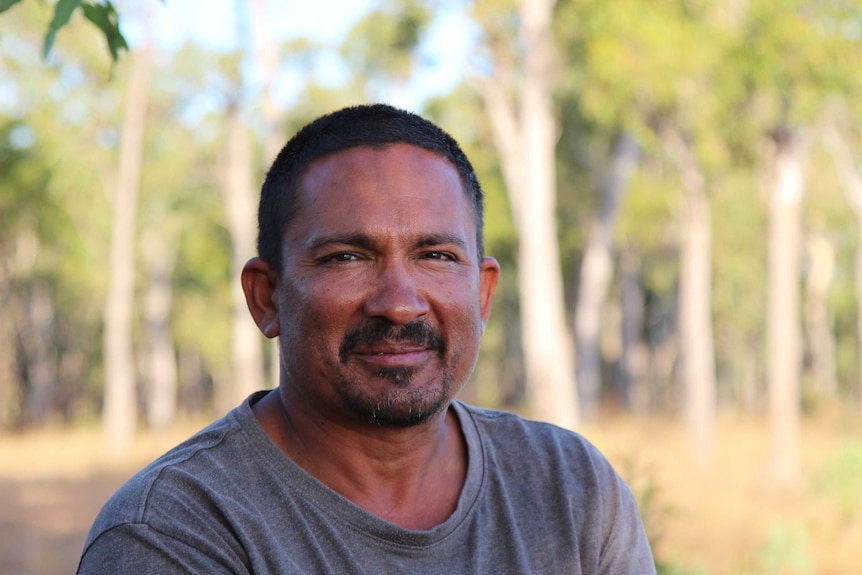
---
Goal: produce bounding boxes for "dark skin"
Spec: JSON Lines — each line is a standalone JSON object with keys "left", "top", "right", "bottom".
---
{"left": 241, "top": 144, "right": 499, "bottom": 530}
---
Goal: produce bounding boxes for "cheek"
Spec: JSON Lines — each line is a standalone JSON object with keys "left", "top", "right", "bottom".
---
{"left": 283, "top": 282, "right": 362, "bottom": 340}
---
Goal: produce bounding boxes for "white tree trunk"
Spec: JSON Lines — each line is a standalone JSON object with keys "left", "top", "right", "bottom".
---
{"left": 516, "top": 0, "right": 579, "bottom": 428}
{"left": 249, "top": 0, "right": 283, "bottom": 390}
{"left": 142, "top": 230, "right": 178, "bottom": 429}
{"left": 221, "top": 104, "right": 265, "bottom": 411}
{"left": 103, "top": 46, "right": 153, "bottom": 450}
{"left": 766, "top": 136, "right": 803, "bottom": 483}
{"left": 663, "top": 130, "right": 716, "bottom": 466}
{"left": 478, "top": 0, "right": 578, "bottom": 428}
{"left": 249, "top": 0, "right": 283, "bottom": 164}
{"left": 574, "top": 132, "right": 638, "bottom": 420}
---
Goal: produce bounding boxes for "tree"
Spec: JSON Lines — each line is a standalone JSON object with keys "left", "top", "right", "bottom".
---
{"left": 573, "top": 132, "right": 639, "bottom": 420}
{"left": 662, "top": 127, "right": 716, "bottom": 465}
{"left": 765, "top": 131, "right": 804, "bottom": 482}
{"left": 102, "top": 43, "right": 153, "bottom": 449}
{"left": 475, "top": 0, "right": 580, "bottom": 428}
{"left": 555, "top": 0, "right": 723, "bottom": 453}
{"left": 727, "top": 0, "right": 861, "bottom": 481}
{"left": 220, "top": 100, "right": 266, "bottom": 409}
{"left": 824, "top": 117, "right": 862, "bottom": 408}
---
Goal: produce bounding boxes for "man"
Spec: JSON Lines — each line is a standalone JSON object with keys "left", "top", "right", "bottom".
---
{"left": 78, "top": 104, "right": 655, "bottom": 574}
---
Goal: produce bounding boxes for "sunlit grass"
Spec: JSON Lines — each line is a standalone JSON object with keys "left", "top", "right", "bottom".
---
{"left": 1, "top": 409, "right": 859, "bottom": 574}
{"left": 582, "top": 408, "right": 862, "bottom": 575}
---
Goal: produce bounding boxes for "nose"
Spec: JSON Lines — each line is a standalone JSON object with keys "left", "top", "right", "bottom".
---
{"left": 362, "top": 259, "right": 430, "bottom": 324}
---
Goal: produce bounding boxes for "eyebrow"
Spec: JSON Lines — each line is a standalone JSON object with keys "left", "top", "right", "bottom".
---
{"left": 414, "top": 233, "right": 470, "bottom": 252}
{"left": 306, "top": 232, "right": 470, "bottom": 254}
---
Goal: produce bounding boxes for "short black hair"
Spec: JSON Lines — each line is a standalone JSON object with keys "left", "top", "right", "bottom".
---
{"left": 257, "top": 103, "right": 485, "bottom": 272}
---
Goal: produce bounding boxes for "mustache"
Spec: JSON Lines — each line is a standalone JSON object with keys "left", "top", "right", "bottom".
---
{"left": 338, "top": 319, "right": 446, "bottom": 363}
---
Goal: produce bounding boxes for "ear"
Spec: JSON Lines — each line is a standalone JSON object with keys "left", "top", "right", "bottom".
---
{"left": 241, "top": 257, "right": 280, "bottom": 339}
{"left": 478, "top": 256, "right": 500, "bottom": 330}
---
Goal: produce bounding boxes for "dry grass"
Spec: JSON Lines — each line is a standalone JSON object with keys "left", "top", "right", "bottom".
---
{"left": 0, "top": 419, "right": 208, "bottom": 575}
{"left": 0, "top": 420, "right": 207, "bottom": 481}
{"left": 1, "top": 411, "right": 860, "bottom": 575}
{"left": 583, "top": 407, "right": 862, "bottom": 575}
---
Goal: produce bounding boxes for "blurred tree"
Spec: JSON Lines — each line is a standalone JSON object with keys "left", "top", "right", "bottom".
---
{"left": 726, "top": 0, "right": 862, "bottom": 482}
{"left": 0, "top": 121, "right": 58, "bottom": 427}
{"left": 103, "top": 42, "right": 153, "bottom": 450}
{"left": 573, "top": 131, "right": 639, "bottom": 421}
{"left": 340, "top": 0, "right": 431, "bottom": 102}
{"left": 554, "top": 0, "right": 723, "bottom": 458}
{"left": 0, "top": 1, "right": 119, "bottom": 426}
{"left": 425, "top": 84, "right": 522, "bottom": 409}
{"left": 474, "top": 0, "right": 581, "bottom": 429}
{"left": 249, "top": 0, "right": 284, "bottom": 164}
{"left": 221, "top": 99, "right": 266, "bottom": 409}
{"left": 824, "top": 116, "right": 862, "bottom": 408}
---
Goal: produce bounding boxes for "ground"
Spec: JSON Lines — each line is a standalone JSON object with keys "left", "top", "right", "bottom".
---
{"left": 0, "top": 409, "right": 860, "bottom": 575}
{"left": 0, "top": 420, "right": 206, "bottom": 575}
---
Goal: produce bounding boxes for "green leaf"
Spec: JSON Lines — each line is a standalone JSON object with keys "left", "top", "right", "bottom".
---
{"left": 43, "top": 0, "right": 83, "bottom": 58}
{"left": 0, "top": 0, "right": 24, "bottom": 14}
{"left": 81, "top": 1, "right": 128, "bottom": 62}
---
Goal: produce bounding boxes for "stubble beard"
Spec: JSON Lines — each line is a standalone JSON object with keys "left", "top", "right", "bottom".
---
{"left": 334, "top": 320, "right": 460, "bottom": 427}
{"left": 335, "top": 366, "right": 456, "bottom": 427}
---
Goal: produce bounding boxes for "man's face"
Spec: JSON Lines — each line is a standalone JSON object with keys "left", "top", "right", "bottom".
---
{"left": 273, "top": 143, "right": 498, "bottom": 427}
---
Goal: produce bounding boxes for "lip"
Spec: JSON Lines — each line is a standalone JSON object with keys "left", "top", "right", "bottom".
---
{"left": 353, "top": 345, "right": 434, "bottom": 366}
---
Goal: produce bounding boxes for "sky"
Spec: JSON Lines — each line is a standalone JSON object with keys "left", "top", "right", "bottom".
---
{"left": 122, "top": 0, "right": 477, "bottom": 112}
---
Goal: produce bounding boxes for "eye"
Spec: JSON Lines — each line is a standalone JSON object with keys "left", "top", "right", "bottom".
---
{"left": 423, "top": 251, "right": 455, "bottom": 261}
{"left": 324, "top": 252, "right": 360, "bottom": 263}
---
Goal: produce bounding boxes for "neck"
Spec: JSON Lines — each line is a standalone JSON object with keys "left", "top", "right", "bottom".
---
{"left": 253, "top": 388, "right": 467, "bottom": 530}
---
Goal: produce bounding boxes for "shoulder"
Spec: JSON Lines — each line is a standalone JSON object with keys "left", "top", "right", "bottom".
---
{"left": 84, "top": 402, "right": 254, "bottom": 545}
{"left": 455, "top": 401, "right": 609, "bottom": 467}
{"left": 455, "top": 401, "right": 628, "bottom": 508}
{"left": 455, "top": 402, "right": 656, "bottom": 573}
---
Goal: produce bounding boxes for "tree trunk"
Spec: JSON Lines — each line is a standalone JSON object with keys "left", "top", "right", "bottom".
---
{"left": 21, "top": 283, "right": 57, "bottom": 426}
{"left": 803, "top": 231, "right": 837, "bottom": 399}
{"left": 249, "top": 0, "right": 283, "bottom": 390}
{"left": 141, "top": 229, "right": 178, "bottom": 429}
{"left": 618, "top": 249, "right": 648, "bottom": 411}
{"left": 220, "top": 103, "right": 265, "bottom": 412}
{"left": 103, "top": 46, "right": 153, "bottom": 451}
{"left": 663, "top": 129, "right": 716, "bottom": 466}
{"left": 823, "top": 122, "right": 862, "bottom": 410}
{"left": 478, "top": 0, "right": 579, "bottom": 428}
{"left": 766, "top": 134, "right": 803, "bottom": 483}
{"left": 0, "top": 269, "right": 15, "bottom": 427}
{"left": 517, "top": 0, "right": 579, "bottom": 428}
{"left": 249, "top": 0, "right": 283, "bottom": 164}
{"left": 574, "top": 132, "right": 639, "bottom": 420}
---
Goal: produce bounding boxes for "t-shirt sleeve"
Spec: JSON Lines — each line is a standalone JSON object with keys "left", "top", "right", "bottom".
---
{"left": 77, "top": 523, "right": 249, "bottom": 575}
{"left": 598, "top": 469, "right": 657, "bottom": 575}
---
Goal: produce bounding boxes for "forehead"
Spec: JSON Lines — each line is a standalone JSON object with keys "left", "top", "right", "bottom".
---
{"left": 289, "top": 144, "right": 476, "bottom": 249}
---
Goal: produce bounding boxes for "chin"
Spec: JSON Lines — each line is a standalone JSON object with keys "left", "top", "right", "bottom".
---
{"left": 338, "top": 380, "right": 452, "bottom": 428}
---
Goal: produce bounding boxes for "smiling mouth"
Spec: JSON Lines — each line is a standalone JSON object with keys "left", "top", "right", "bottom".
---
{"left": 338, "top": 319, "right": 446, "bottom": 366}
{"left": 354, "top": 346, "right": 434, "bottom": 367}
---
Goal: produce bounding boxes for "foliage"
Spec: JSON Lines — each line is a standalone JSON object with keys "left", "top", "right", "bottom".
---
{"left": 340, "top": 0, "right": 432, "bottom": 86}
{"left": 0, "top": 0, "right": 128, "bottom": 62}
{"left": 618, "top": 458, "right": 708, "bottom": 575}
{"left": 755, "top": 522, "right": 813, "bottom": 574}
{"left": 1, "top": 0, "right": 862, "bottom": 436}
{"left": 814, "top": 439, "right": 862, "bottom": 520}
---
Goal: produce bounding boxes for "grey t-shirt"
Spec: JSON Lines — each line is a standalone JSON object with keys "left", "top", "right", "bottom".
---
{"left": 78, "top": 393, "right": 655, "bottom": 574}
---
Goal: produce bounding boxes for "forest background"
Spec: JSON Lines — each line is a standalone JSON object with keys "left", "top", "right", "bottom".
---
{"left": 1, "top": 0, "right": 862, "bottom": 573}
